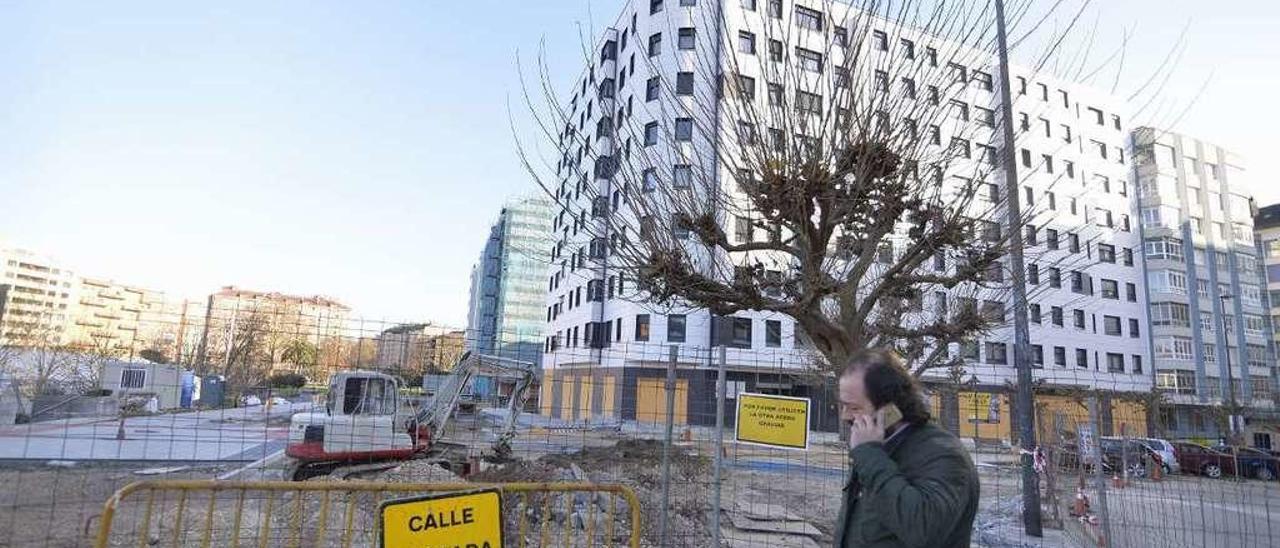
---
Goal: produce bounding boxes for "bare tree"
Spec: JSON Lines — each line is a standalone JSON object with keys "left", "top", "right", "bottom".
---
{"left": 516, "top": 0, "right": 1168, "bottom": 376}
{"left": 0, "top": 312, "right": 79, "bottom": 397}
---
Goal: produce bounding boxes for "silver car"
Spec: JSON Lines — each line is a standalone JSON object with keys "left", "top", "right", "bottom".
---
{"left": 1136, "top": 437, "right": 1181, "bottom": 474}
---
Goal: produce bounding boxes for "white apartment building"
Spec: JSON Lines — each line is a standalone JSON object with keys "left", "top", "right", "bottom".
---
{"left": 539, "top": 0, "right": 1149, "bottom": 434}
{"left": 1133, "top": 128, "right": 1275, "bottom": 441}
{"left": 0, "top": 246, "right": 79, "bottom": 345}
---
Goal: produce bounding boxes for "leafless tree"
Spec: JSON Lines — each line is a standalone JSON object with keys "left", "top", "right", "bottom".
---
{"left": 517, "top": 0, "right": 1181, "bottom": 377}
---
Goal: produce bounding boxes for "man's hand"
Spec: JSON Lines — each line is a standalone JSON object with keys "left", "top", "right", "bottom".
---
{"left": 848, "top": 409, "right": 885, "bottom": 449}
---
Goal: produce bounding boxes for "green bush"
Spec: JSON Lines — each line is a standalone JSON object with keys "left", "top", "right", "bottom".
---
{"left": 267, "top": 373, "right": 307, "bottom": 389}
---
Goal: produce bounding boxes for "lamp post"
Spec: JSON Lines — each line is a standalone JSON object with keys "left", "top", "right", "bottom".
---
{"left": 1219, "top": 294, "right": 1241, "bottom": 443}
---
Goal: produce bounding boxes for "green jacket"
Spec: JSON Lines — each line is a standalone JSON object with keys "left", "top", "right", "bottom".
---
{"left": 834, "top": 422, "right": 980, "bottom": 547}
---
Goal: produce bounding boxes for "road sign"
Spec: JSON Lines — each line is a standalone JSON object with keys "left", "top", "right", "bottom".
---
{"left": 379, "top": 488, "right": 503, "bottom": 548}
{"left": 735, "top": 393, "right": 810, "bottom": 450}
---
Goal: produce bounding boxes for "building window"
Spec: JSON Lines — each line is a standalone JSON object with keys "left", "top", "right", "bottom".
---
{"left": 1054, "top": 346, "right": 1067, "bottom": 366}
{"left": 648, "top": 33, "right": 662, "bottom": 56}
{"left": 765, "top": 320, "right": 781, "bottom": 347}
{"left": 643, "top": 122, "right": 658, "bottom": 146}
{"left": 678, "top": 27, "right": 696, "bottom": 50}
{"left": 674, "top": 118, "right": 693, "bottom": 141}
{"left": 635, "top": 314, "right": 650, "bottom": 341}
{"left": 667, "top": 314, "right": 687, "bottom": 342}
{"left": 1106, "top": 353, "right": 1125, "bottom": 373}
{"left": 985, "top": 342, "right": 1008, "bottom": 365}
{"left": 795, "top": 5, "right": 823, "bottom": 31}
{"left": 1051, "top": 306, "right": 1064, "bottom": 326}
{"left": 872, "top": 29, "right": 888, "bottom": 51}
{"left": 1129, "top": 318, "right": 1140, "bottom": 338}
{"left": 120, "top": 369, "right": 146, "bottom": 389}
{"left": 738, "top": 30, "right": 756, "bottom": 54}
{"left": 675, "top": 72, "right": 694, "bottom": 95}
{"left": 642, "top": 168, "right": 657, "bottom": 192}
{"left": 646, "top": 76, "right": 660, "bottom": 101}
{"left": 796, "top": 91, "right": 822, "bottom": 115}
{"left": 796, "top": 47, "right": 823, "bottom": 73}
{"left": 1101, "top": 279, "right": 1119, "bottom": 299}
{"left": 673, "top": 164, "right": 692, "bottom": 189}
{"left": 1103, "top": 315, "right": 1122, "bottom": 336}
{"left": 1099, "top": 244, "right": 1116, "bottom": 263}
{"left": 1075, "top": 348, "right": 1089, "bottom": 369}
{"left": 1073, "top": 309, "right": 1086, "bottom": 329}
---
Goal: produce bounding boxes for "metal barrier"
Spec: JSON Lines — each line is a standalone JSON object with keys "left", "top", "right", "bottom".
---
{"left": 93, "top": 480, "right": 643, "bottom": 548}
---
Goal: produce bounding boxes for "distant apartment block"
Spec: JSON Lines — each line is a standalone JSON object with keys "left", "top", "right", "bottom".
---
{"left": 0, "top": 246, "right": 79, "bottom": 346}
{"left": 1133, "top": 127, "right": 1276, "bottom": 441}
{"left": 1252, "top": 203, "right": 1280, "bottom": 449}
{"left": 198, "top": 286, "right": 350, "bottom": 374}
{"left": 466, "top": 196, "right": 554, "bottom": 364}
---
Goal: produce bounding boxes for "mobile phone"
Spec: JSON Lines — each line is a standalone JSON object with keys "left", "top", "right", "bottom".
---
{"left": 878, "top": 403, "right": 904, "bottom": 427}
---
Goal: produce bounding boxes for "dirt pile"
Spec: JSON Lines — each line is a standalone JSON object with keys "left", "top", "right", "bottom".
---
{"left": 472, "top": 439, "right": 715, "bottom": 547}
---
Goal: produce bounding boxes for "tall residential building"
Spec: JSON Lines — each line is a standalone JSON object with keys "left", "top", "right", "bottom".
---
{"left": 1252, "top": 203, "right": 1280, "bottom": 449}
{"left": 540, "top": 1, "right": 1149, "bottom": 432}
{"left": 1133, "top": 127, "right": 1275, "bottom": 441}
{"left": 465, "top": 196, "right": 554, "bottom": 364}
{"left": 0, "top": 246, "right": 79, "bottom": 346}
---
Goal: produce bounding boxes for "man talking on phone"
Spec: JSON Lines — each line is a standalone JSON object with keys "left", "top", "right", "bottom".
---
{"left": 833, "top": 348, "right": 980, "bottom": 547}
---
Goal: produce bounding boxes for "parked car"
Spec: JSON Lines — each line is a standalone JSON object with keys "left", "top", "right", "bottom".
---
{"left": 1099, "top": 437, "right": 1160, "bottom": 478}
{"left": 1133, "top": 437, "right": 1181, "bottom": 474}
{"left": 1172, "top": 442, "right": 1238, "bottom": 478}
{"left": 1212, "top": 446, "right": 1280, "bottom": 481}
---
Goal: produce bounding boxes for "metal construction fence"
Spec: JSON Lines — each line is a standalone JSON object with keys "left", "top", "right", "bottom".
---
{"left": 1, "top": 315, "right": 1278, "bottom": 547}
{"left": 92, "top": 480, "right": 641, "bottom": 548}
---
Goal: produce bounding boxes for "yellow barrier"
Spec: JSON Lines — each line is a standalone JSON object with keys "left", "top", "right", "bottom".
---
{"left": 94, "top": 480, "right": 642, "bottom": 548}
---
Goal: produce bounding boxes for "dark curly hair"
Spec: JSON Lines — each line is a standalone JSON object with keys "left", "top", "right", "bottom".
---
{"left": 842, "top": 348, "right": 932, "bottom": 425}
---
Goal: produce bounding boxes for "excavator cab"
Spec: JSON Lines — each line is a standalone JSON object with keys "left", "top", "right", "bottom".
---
{"left": 327, "top": 372, "right": 399, "bottom": 416}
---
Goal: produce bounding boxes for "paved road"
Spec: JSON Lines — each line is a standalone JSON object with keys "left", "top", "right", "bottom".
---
{"left": 0, "top": 402, "right": 309, "bottom": 461}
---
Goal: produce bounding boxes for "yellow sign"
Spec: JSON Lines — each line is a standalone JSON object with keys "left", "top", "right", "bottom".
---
{"left": 735, "top": 393, "right": 810, "bottom": 450}
{"left": 959, "top": 391, "right": 1000, "bottom": 423}
{"left": 379, "top": 488, "right": 503, "bottom": 548}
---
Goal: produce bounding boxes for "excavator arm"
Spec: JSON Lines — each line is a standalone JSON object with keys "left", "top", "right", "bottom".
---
{"left": 414, "top": 351, "right": 535, "bottom": 458}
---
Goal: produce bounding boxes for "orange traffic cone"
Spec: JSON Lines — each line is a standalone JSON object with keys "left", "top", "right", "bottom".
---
{"left": 1071, "top": 486, "right": 1090, "bottom": 517}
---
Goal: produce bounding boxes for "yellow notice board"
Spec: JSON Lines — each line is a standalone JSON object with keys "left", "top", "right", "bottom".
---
{"left": 735, "top": 393, "right": 811, "bottom": 450}
{"left": 379, "top": 488, "right": 503, "bottom": 548}
{"left": 959, "top": 391, "right": 1000, "bottom": 423}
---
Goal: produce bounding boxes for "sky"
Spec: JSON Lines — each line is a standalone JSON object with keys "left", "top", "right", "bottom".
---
{"left": 1, "top": 1, "right": 1277, "bottom": 327}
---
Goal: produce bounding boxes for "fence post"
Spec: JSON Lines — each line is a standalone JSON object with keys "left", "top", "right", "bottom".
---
{"left": 659, "top": 345, "right": 677, "bottom": 546}
{"left": 712, "top": 346, "right": 727, "bottom": 547}
{"left": 1088, "top": 396, "right": 1113, "bottom": 545}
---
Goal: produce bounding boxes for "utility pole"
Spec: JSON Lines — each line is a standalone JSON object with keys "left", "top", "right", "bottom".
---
{"left": 1220, "top": 294, "right": 1240, "bottom": 443}
{"left": 993, "top": 0, "right": 1043, "bottom": 535}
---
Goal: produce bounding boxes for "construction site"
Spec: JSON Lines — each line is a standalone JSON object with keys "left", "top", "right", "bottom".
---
{"left": 2, "top": 321, "right": 1278, "bottom": 548}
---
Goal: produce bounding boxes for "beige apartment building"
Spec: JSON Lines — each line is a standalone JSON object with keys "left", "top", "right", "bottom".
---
{"left": 199, "top": 286, "right": 350, "bottom": 376}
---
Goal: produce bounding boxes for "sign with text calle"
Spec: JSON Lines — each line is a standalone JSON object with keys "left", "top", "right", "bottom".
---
{"left": 379, "top": 488, "right": 503, "bottom": 548}
{"left": 735, "top": 393, "right": 811, "bottom": 450}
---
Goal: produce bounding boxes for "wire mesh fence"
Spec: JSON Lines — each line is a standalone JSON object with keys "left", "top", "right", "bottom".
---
{"left": 0, "top": 310, "right": 1278, "bottom": 547}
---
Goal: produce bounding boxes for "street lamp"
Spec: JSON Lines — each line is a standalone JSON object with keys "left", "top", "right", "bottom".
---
{"left": 1219, "top": 294, "right": 1241, "bottom": 443}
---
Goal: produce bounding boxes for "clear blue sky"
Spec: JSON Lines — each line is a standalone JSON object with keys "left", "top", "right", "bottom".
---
{"left": 2, "top": 1, "right": 1277, "bottom": 326}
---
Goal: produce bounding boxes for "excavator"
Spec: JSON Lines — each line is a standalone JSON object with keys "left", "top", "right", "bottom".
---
{"left": 284, "top": 351, "right": 534, "bottom": 480}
